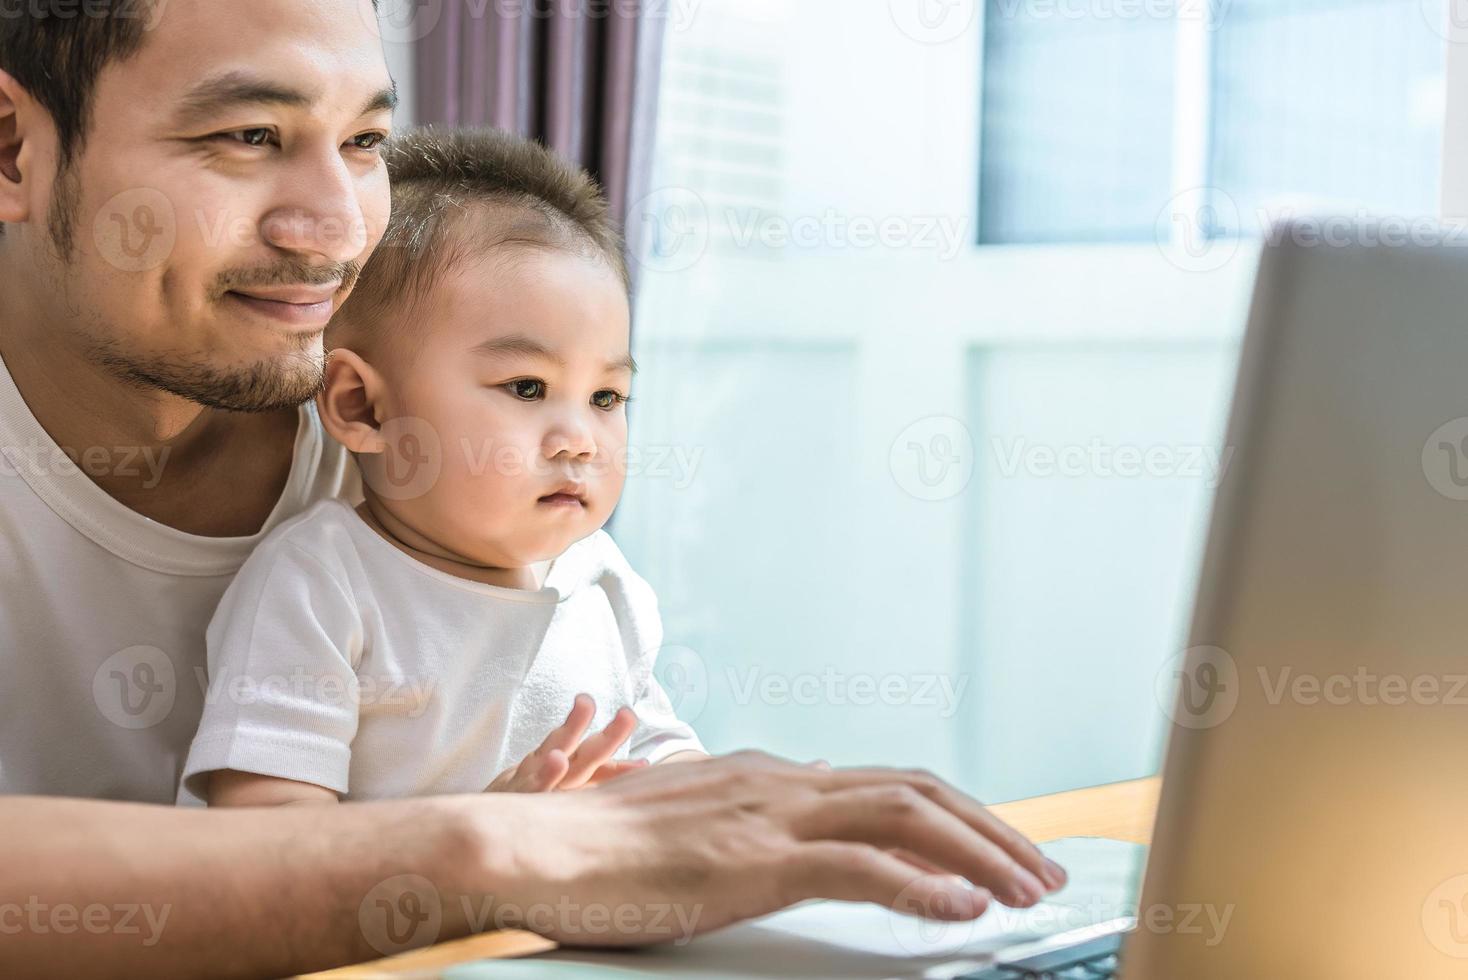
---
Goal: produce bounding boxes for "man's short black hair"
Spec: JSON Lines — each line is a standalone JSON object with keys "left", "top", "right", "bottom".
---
{"left": 0, "top": 0, "right": 380, "bottom": 240}
{"left": 0, "top": 0, "right": 156, "bottom": 172}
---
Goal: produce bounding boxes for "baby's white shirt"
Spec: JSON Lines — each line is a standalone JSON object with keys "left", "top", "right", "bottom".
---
{"left": 177, "top": 498, "right": 702, "bottom": 804}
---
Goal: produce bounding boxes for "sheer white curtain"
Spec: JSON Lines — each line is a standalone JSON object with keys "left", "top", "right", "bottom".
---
{"left": 612, "top": 0, "right": 1451, "bottom": 802}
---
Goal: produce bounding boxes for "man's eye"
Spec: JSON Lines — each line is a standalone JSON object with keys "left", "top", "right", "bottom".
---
{"left": 506, "top": 379, "right": 545, "bottom": 400}
{"left": 592, "top": 390, "right": 627, "bottom": 410}
{"left": 350, "top": 132, "right": 387, "bottom": 151}
{"left": 221, "top": 128, "right": 274, "bottom": 147}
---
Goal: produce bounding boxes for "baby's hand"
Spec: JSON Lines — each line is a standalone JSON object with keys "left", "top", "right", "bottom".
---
{"left": 486, "top": 693, "right": 648, "bottom": 793}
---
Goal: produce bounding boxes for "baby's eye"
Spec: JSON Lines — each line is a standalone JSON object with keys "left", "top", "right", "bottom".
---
{"left": 506, "top": 379, "right": 545, "bottom": 401}
{"left": 591, "top": 390, "right": 627, "bottom": 411}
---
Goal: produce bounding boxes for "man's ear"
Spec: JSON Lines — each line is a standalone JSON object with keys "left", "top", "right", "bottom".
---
{"left": 0, "top": 68, "right": 37, "bottom": 224}
{"left": 319, "top": 347, "right": 389, "bottom": 454}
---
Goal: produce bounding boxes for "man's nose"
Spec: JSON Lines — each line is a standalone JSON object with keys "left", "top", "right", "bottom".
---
{"left": 259, "top": 153, "right": 370, "bottom": 266}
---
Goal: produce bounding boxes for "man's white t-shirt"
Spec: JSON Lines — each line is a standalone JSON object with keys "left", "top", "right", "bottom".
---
{"left": 0, "top": 351, "right": 359, "bottom": 802}
{"left": 177, "top": 498, "right": 702, "bottom": 804}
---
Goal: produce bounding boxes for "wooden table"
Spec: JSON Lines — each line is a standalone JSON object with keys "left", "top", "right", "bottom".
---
{"left": 305, "top": 777, "right": 1162, "bottom": 978}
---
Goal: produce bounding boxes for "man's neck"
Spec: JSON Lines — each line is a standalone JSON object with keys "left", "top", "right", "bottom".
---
{"left": 0, "top": 285, "right": 301, "bottom": 538}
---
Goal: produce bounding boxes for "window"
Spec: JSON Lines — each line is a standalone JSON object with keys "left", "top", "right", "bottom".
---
{"left": 980, "top": 0, "right": 1446, "bottom": 244}
{"left": 614, "top": 0, "right": 1448, "bottom": 802}
{"left": 979, "top": 3, "right": 1176, "bottom": 242}
{"left": 1209, "top": 0, "right": 1445, "bottom": 232}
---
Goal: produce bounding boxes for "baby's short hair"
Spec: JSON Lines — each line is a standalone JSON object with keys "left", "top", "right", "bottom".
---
{"left": 332, "top": 126, "right": 628, "bottom": 354}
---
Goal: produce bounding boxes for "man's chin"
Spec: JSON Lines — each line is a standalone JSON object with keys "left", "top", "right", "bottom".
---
{"left": 97, "top": 346, "right": 327, "bottom": 414}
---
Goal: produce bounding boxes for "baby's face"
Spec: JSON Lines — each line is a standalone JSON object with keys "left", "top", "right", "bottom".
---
{"left": 372, "top": 247, "right": 632, "bottom": 567}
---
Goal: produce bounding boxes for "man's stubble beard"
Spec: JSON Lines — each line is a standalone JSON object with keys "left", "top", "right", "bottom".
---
{"left": 86, "top": 332, "right": 328, "bottom": 414}
{"left": 47, "top": 168, "right": 331, "bottom": 414}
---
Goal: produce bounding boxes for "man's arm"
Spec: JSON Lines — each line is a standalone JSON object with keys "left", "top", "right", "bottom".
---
{"left": 0, "top": 793, "right": 490, "bottom": 979}
{"left": 1, "top": 751, "right": 1066, "bottom": 978}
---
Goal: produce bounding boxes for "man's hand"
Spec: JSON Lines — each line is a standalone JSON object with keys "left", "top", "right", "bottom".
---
{"left": 447, "top": 750, "right": 1070, "bottom": 947}
{"left": 486, "top": 693, "right": 649, "bottom": 792}
{"left": 0, "top": 751, "right": 1066, "bottom": 976}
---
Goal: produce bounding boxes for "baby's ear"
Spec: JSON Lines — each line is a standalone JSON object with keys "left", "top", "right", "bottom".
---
{"left": 318, "top": 347, "right": 388, "bottom": 454}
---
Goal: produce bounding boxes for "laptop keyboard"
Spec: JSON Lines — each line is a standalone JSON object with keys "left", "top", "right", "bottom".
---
{"left": 956, "top": 931, "right": 1123, "bottom": 979}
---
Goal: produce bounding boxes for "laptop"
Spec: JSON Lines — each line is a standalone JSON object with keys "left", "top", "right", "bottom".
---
{"left": 953, "top": 224, "right": 1468, "bottom": 979}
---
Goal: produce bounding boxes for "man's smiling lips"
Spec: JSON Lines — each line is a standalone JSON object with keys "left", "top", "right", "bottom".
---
{"left": 225, "top": 282, "right": 341, "bottom": 329}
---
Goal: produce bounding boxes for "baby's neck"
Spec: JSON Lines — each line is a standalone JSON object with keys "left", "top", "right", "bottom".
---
{"left": 354, "top": 499, "right": 553, "bottom": 591}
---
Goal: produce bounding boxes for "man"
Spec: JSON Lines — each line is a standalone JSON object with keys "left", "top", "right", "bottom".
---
{"left": 0, "top": 1, "right": 1066, "bottom": 975}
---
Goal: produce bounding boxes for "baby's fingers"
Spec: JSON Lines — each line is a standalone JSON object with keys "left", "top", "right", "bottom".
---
{"left": 561, "top": 707, "right": 639, "bottom": 788}
{"left": 492, "top": 748, "right": 570, "bottom": 793}
{"left": 522, "top": 693, "right": 597, "bottom": 769}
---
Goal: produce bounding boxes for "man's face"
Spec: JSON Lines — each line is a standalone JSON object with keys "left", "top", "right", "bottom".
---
{"left": 30, "top": 0, "right": 395, "bottom": 412}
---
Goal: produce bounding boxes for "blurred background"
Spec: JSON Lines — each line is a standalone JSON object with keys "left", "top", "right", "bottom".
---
{"left": 382, "top": 0, "right": 1451, "bottom": 802}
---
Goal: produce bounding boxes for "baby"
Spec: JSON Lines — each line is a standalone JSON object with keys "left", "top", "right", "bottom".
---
{"left": 177, "top": 127, "right": 705, "bottom": 806}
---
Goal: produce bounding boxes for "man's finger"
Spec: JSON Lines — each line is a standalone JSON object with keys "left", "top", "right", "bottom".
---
{"left": 890, "top": 847, "right": 947, "bottom": 876}
{"left": 815, "top": 768, "right": 1065, "bottom": 891}
{"left": 779, "top": 841, "right": 991, "bottom": 921}
{"left": 580, "top": 758, "right": 650, "bottom": 787}
{"left": 791, "top": 783, "right": 1048, "bottom": 908}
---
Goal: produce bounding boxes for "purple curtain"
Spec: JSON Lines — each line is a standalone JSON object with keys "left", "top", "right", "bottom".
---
{"left": 414, "top": 0, "right": 666, "bottom": 249}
